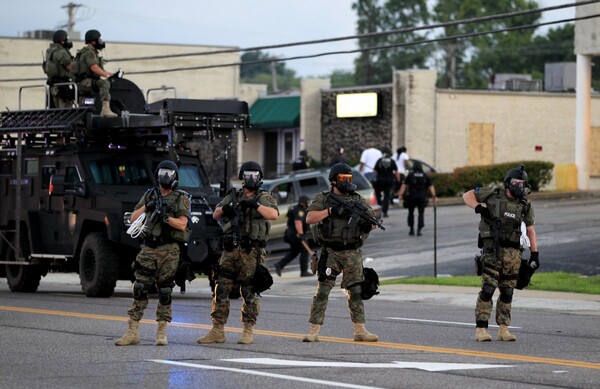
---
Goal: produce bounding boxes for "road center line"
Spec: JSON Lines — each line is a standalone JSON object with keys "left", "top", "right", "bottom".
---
{"left": 1, "top": 305, "right": 598, "bottom": 371}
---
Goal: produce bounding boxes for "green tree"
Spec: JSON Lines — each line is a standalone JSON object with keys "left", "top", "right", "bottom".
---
{"left": 352, "top": 0, "right": 431, "bottom": 85}
{"left": 240, "top": 51, "right": 300, "bottom": 93}
{"left": 433, "top": 0, "right": 540, "bottom": 89}
{"left": 330, "top": 69, "right": 358, "bottom": 88}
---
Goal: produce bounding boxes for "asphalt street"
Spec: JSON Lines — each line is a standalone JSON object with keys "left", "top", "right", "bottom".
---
{"left": 0, "top": 193, "right": 599, "bottom": 388}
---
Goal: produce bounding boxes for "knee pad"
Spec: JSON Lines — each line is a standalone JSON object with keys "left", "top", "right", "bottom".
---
{"left": 132, "top": 280, "right": 149, "bottom": 300}
{"left": 479, "top": 283, "right": 495, "bottom": 302}
{"left": 499, "top": 287, "right": 513, "bottom": 303}
{"left": 347, "top": 284, "right": 362, "bottom": 303}
{"left": 158, "top": 286, "right": 173, "bottom": 305}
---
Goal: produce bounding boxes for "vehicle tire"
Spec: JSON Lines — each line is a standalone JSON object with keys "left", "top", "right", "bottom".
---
{"left": 4, "top": 230, "right": 41, "bottom": 293}
{"left": 79, "top": 232, "right": 119, "bottom": 297}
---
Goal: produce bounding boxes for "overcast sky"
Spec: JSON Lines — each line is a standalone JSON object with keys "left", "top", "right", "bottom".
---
{"left": 0, "top": 0, "right": 576, "bottom": 77}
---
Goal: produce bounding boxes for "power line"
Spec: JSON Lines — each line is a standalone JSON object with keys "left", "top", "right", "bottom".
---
{"left": 0, "top": 0, "right": 595, "bottom": 67}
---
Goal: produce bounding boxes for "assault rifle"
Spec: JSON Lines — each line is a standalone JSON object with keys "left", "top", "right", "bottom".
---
{"left": 227, "top": 187, "right": 242, "bottom": 249}
{"left": 329, "top": 193, "right": 385, "bottom": 231}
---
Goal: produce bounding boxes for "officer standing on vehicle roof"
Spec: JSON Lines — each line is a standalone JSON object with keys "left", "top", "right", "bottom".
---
{"left": 75, "top": 29, "right": 118, "bottom": 117}
{"left": 197, "top": 161, "right": 278, "bottom": 345}
{"left": 274, "top": 195, "right": 313, "bottom": 277}
{"left": 302, "top": 163, "right": 379, "bottom": 343}
{"left": 115, "top": 160, "right": 191, "bottom": 346}
{"left": 43, "top": 30, "right": 77, "bottom": 108}
{"left": 462, "top": 164, "right": 539, "bottom": 342}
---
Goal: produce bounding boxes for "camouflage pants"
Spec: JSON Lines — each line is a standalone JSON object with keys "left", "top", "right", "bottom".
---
{"left": 475, "top": 246, "right": 521, "bottom": 326}
{"left": 211, "top": 248, "right": 265, "bottom": 325}
{"left": 50, "top": 85, "right": 74, "bottom": 108}
{"left": 127, "top": 243, "right": 179, "bottom": 322}
{"left": 309, "top": 247, "right": 365, "bottom": 325}
{"left": 78, "top": 77, "right": 111, "bottom": 102}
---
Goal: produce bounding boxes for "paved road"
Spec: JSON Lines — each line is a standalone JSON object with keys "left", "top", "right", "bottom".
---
{"left": 267, "top": 196, "right": 600, "bottom": 278}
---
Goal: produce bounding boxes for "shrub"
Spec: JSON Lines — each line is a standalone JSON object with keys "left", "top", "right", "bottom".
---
{"left": 431, "top": 161, "right": 554, "bottom": 197}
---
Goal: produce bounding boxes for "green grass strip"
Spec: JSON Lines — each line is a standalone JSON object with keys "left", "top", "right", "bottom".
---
{"left": 381, "top": 272, "right": 600, "bottom": 294}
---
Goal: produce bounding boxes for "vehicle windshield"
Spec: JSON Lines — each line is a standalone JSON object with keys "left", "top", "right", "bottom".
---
{"left": 88, "top": 160, "right": 151, "bottom": 186}
{"left": 178, "top": 165, "right": 205, "bottom": 189}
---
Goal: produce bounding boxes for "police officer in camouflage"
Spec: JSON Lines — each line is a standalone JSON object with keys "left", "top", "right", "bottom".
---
{"left": 303, "top": 163, "right": 379, "bottom": 343}
{"left": 463, "top": 164, "right": 539, "bottom": 342}
{"left": 75, "top": 29, "right": 117, "bottom": 117}
{"left": 115, "top": 160, "right": 191, "bottom": 346}
{"left": 43, "top": 30, "right": 77, "bottom": 108}
{"left": 197, "top": 161, "right": 278, "bottom": 345}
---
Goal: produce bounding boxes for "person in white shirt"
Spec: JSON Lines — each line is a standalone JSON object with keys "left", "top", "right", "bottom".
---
{"left": 392, "top": 147, "right": 409, "bottom": 205}
{"left": 359, "top": 144, "right": 382, "bottom": 183}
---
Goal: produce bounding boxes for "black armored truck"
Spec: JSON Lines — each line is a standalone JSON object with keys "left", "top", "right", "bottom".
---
{"left": 0, "top": 79, "right": 248, "bottom": 296}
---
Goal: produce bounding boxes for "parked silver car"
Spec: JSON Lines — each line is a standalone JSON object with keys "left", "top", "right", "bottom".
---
{"left": 261, "top": 168, "right": 382, "bottom": 240}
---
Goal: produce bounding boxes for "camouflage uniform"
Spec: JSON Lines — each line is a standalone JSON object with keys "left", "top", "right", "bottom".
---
{"left": 127, "top": 190, "right": 190, "bottom": 322}
{"left": 44, "top": 42, "right": 76, "bottom": 108}
{"left": 474, "top": 186, "right": 535, "bottom": 327}
{"left": 307, "top": 191, "right": 375, "bottom": 325}
{"left": 75, "top": 45, "right": 111, "bottom": 102}
{"left": 211, "top": 189, "right": 278, "bottom": 326}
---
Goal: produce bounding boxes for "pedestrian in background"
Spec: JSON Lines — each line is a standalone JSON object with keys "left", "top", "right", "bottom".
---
{"left": 330, "top": 146, "right": 349, "bottom": 167}
{"left": 274, "top": 195, "right": 313, "bottom": 277}
{"left": 374, "top": 147, "right": 399, "bottom": 218}
{"left": 359, "top": 143, "right": 382, "bottom": 184}
{"left": 398, "top": 161, "right": 436, "bottom": 236}
{"left": 462, "top": 164, "right": 539, "bottom": 342}
{"left": 391, "top": 147, "right": 409, "bottom": 203}
{"left": 292, "top": 150, "right": 311, "bottom": 171}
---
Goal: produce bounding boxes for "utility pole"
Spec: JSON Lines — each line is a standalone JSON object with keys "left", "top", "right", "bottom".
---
{"left": 270, "top": 61, "right": 279, "bottom": 93}
{"left": 61, "top": 2, "right": 82, "bottom": 35}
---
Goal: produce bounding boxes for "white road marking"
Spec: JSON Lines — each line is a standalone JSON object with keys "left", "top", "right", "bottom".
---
{"left": 223, "top": 358, "right": 513, "bottom": 372}
{"left": 149, "top": 359, "right": 383, "bottom": 389}
{"left": 385, "top": 317, "right": 522, "bottom": 329}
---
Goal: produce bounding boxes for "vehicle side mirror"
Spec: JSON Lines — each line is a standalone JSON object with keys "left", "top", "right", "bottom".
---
{"left": 74, "top": 181, "right": 88, "bottom": 198}
{"left": 49, "top": 174, "right": 65, "bottom": 196}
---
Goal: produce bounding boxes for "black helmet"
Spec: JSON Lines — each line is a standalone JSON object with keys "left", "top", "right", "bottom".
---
{"left": 328, "top": 163, "right": 352, "bottom": 181}
{"left": 155, "top": 160, "right": 179, "bottom": 190}
{"left": 298, "top": 195, "right": 310, "bottom": 205}
{"left": 504, "top": 164, "right": 528, "bottom": 199}
{"left": 52, "top": 30, "right": 73, "bottom": 49}
{"left": 239, "top": 161, "right": 263, "bottom": 190}
{"left": 85, "top": 29, "right": 101, "bottom": 43}
{"left": 329, "top": 163, "right": 356, "bottom": 194}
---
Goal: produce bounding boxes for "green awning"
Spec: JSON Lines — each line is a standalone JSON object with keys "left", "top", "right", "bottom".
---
{"left": 249, "top": 95, "right": 300, "bottom": 129}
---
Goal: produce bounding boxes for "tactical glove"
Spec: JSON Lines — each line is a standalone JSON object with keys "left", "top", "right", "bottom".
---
{"left": 240, "top": 199, "right": 259, "bottom": 211}
{"left": 475, "top": 204, "right": 492, "bottom": 219}
{"left": 161, "top": 213, "right": 171, "bottom": 225}
{"left": 331, "top": 204, "right": 352, "bottom": 218}
{"left": 529, "top": 251, "right": 540, "bottom": 269}
{"left": 145, "top": 199, "right": 157, "bottom": 212}
{"left": 221, "top": 204, "right": 236, "bottom": 218}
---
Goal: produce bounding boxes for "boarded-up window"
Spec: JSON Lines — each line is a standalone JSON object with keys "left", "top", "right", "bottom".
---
{"left": 468, "top": 123, "right": 494, "bottom": 166}
{"left": 592, "top": 127, "right": 600, "bottom": 176}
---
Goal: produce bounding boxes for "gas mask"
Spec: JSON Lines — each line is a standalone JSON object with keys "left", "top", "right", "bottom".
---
{"left": 508, "top": 178, "right": 526, "bottom": 199}
{"left": 334, "top": 173, "right": 357, "bottom": 194}
{"left": 242, "top": 171, "right": 262, "bottom": 190}
{"left": 63, "top": 39, "right": 73, "bottom": 49}
{"left": 95, "top": 38, "right": 106, "bottom": 50}
{"left": 157, "top": 168, "right": 178, "bottom": 190}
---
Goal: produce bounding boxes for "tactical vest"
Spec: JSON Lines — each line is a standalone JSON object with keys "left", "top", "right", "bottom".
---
{"left": 74, "top": 46, "right": 102, "bottom": 81}
{"left": 409, "top": 172, "right": 426, "bottom": 191}
{"left": 144, "top": 189, "right": 191, "bottom": 244}
{"left": 376, "top": 157, "right": 395, "bottom": 179}
{"left": 478, "top": 188, "right": 529, "bottom": 248}
{"left": 44, "top": 44, "right": 72, "bottom": 80}
{"left": 223, "top": 189, "right": 271, "bottom": 242}
{"left": 316, "top": 192, "right": 368, "bottom": 246}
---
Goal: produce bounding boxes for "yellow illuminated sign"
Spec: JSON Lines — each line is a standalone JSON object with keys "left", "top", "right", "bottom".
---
{"left": 336, "top": 93, "right": 378, "bottom": 118}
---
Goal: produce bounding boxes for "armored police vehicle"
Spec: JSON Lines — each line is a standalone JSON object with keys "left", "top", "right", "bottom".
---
{"left": 0, "top": 79, "right": 249, "bottom": 297}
